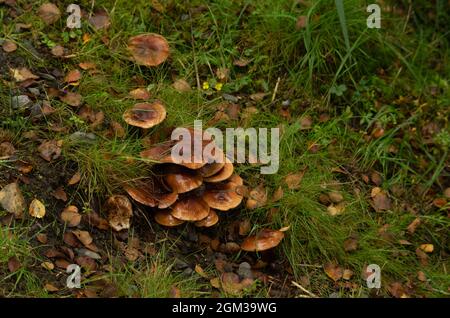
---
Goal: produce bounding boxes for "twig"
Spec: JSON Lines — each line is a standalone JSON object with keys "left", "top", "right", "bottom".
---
{"left": 292, "top": 281, "right": 318, "bottom": 298}
{"left": 271, "top": 77, "right": 281, "bottom": 102}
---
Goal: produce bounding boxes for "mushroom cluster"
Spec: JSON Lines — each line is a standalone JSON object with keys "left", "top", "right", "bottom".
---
{"left": 124, "top": 133, "right": 245, "bottom": 228}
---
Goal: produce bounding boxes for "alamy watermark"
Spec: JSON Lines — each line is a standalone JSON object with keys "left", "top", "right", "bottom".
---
{"left": 366, "top": 264, "right": 381, "bottom": 289}
{"left": 170, "top": 121, "right": 280, "bottom": 174}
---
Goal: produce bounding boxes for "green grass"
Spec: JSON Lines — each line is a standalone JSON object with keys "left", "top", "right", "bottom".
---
{"left": 0, "top": 0, "right": 449, "bottom": 297}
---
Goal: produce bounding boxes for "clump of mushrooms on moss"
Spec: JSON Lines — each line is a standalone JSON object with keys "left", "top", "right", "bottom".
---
{"left": 102, "top": 33, "right": 285, "bottom": 253}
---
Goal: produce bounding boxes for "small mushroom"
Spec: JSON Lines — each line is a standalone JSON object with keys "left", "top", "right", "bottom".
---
{"left": 155, "top": 191, "right": 179, "bottom": 209}
{"left": 241, "top": 229, "right": 284, "bottom": 252}
{"left": 170, "top": 196, "right": 210, "bottom": 221}
{"left": 123, "top": 101, "right": 166, "bottom": 129}
{"left": 154, "top": 210, "right": 185, "bottom": 227}
{"left": 104, "top": 195, "right": 133, "bottom": 232}
{"left": 128, "top": 34, "right": 170, "bottom": 66}
{"left": 204, "top": 157, "right": 234, "bottom": 183}
{"left": 164, "top": 169, "right": 203, "bottom": 194}
{"left": 202, "top": 180, "right": 243, "bottom": 211}
{"left": 195, "top": 209, "right": 219, "bottom": 227}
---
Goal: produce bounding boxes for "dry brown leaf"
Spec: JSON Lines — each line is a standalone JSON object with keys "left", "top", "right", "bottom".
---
{"left": 0, "top": 142, "right": 15, "bottom": 158}
{"left": 419, "top": 244, "right": 434, "bottom": 253}
{"left": 38, "top": 140, "right": 62, "bottom": 162}
{"left": 41, "top": 261, "right": 54, "bottom": 270}
{"left": 68, "top": 171, "right": 81, "bottom": 186}
{"left": 89, "top": 10, "right": 111, "bottom": 30}
{"left": 328, "top": 191, "right": 343, "bottom": 203}
{"left": 36, "top": 233, "right": 48, "bottom": 244}
{"left": 64, "top": 69, "right": 82, "bottom": 83}
{"left": 415, "top": 247, "right": 428, "bottom": 266}
{"left": 55, "top": 258, "right": 71, "bottom": 269}
{"left": 342, "top": 269, "right": 354, "bottom": 280}
{"left": 388, "top": 282, "right": 408, "bottom": 298}
{"left": 344, "top": 237, "right": 358, "bottom": 252}
{"left": 327, "top": 202, "right": 345, "bottom": 216}
{"left": 284, "top": 169, "right": 306, "bottom": 189}
{"left": 29, "top": 199, "right": 46, "bottom": 218}
{"left": 60, "top": 92, "right": 82, "bottom": 107}
{"left": 51, "top": 186, "right": 67, "bottom": 202}
{"left": 0, "top": 182, "right": 25, "bottom": 218}
{"left": 51, "top": 45, "right": 65, "bottom": 57}
{"left": 169, "top": 286, "right": 181, "bottom": 298}
{"left": 233, "top": 58, "right": 251, "bottom": 67}
{"left": 324, "top": 262, "right": 343, "bottom": 282}
{"left": 63, "top": 232, "right": 81, "bottom": 247}
{"left": 8, "top": 256, "right": 21, "bottom": 273}
{"left": 72, "top": 230, "right": 93, "bottom": 246}
{"left": 83, "top": 211, "right": 109, "bottom": 230}
{"left": 79, "top": 62, "right": 96, "bottom": 70}
{"left": 249, "top": 92, "right": 267, "bottom": 102}
{"left": 2, "top": 40, "right": 17, "bottom": 53}
{"left": 44, "top": 283, "right": 59, "bottom": 292}
{"left": 246, "top": 185, "right": 268, "bottom": 209}
{"left": 10, "top": 67, "right": 39, "bottom": 82}
{"left": 129, "top": 88, "right": 151, "bottom": 100}
{"left": 75, "top": 256, "right": 97, "bottom": 271}
{"left": 38, "top": 3, "right": 61, "bottom": 24}
{"left": 299, "top": 116, "right": 313, "bottom": 130}
{"left": 407, "top": 218, "right": 421, "bottom": 234}
{"left": 210, "top": 277, "right": 221, "bottom": 289}
{"left": 272, "top": 186, "right": 284, "bottom": 202}
{"left": 61, "top": 205, "right": 81, "bottom": 227}
{"left": 371, "top": 188, "right": 391, "bottom": 212}
{"left": 172, "top": 79, "right": 191, "bottom": 92}
{"left": 417, "top": 271, "right": 427, "bottom": 282}
{"left": 195, "top": 264, "right": 209, "bottom": 279}
{"left": 239, "top": 219, "right": 251, "bottom": 236}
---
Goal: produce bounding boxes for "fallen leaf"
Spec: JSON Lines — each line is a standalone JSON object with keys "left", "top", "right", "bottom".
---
{"left": 328, "top": 191, "right": 343, "bottom": 203}
{"left": 60, "top": 92, "right": 82, "bottom": 107}
{"left": 83, "top": 211, "right": 109, "bottom": 230}
{"left": 415, "top": 247, "right": 428, "bottom": 266}
{"left": 51, "top": 187, "right": 68, "bottom": 202}
{"left": 55, "top": 258, "right": 71, "bottom": 269}
{"left": 29, "top": 199, "right": 46, "bottom": 218}
{"left": 433, "top": 197, "right": 447, "bottom": 208}
{"left": 344, "top": 237, "right": 358, "bottom": 252}
{"left": 0, "top": 142, "right": 15, "bottom": 158}
{"left": 10, "top": 67, "right": 39, "bottom": 82}
{"left": 327, "top": 202, "right": 345, "bottom": 216}
{"left": 342, "top": 269, "right": 354, "bottom": 280}
{"left": 444, "top": 187, "right": 450, "bottom": 199}
{"left": 195, "top": 264, "right": 209, "bottom": 279}
{"left": 238, "top": 219, "right": 251, "bottom": 236}
{"left": 124, "top": 246, "right": 140, "bottom": 261}
{"left": 75, "top": 256, "right": 97, "bottom": 271}
{"left": 299, "top": 116, "right": 313, "bottom": 130}
{"left": 419, "top": 244, "right": 434, "bottom": 253}
{"left": 407, "top": 218, "right": 421, "bottom": 234}
{"left": 38, "top": 140, "right": 62, "bottom": 162}
{"left": 8, "top": 256, "right": 21, "bottom": 273}
{"left": 38, "top": 3, "right": 61, "bottom": 24}
{"left": 388, "top": 282, "right": 408, "bottom": 298}
{"left": 246, "top": 185, "right": 268, "bottom": 209}
{"left": 2, "top": 40, "right": 17, "bottom": 53}
{"left": 324, "top": 262, "right": 343, "bottom": 282}
{"left": 61, "top": 205, "right": 81, "bottom": 227}
{"left": 41, "top": 261, "right": 54, "bottom": 270}
{"left": 210, "top": 277, "right": 221, "bottom": 289}
{"left": 417, "top": 271, "right": 427, "bottom": 282}
{"left": 89, "top": 10, "right": 111, "bottom": 30}
{"left": 72, "top": 230, "right": 93, "bottom": 246}
{"left": 249, "top": 92, "right": 267, "bottom": 102}
{"left": 272, "top": 186, "right": 284, "bottom": 202}
{"left": 216, "top": 67, "right": 229, "bottom": 81}
{"left": 233, "top": 58, "right": 251, "bottom": 67}
{"left": 284, "top": 169, "right": 306, "bottom": 189}
{"left": 172, "top": 79, "right": 191, "bottom": 92}
{"left": 64, "top": 69, "right": 82, "bottom": 83}
{"left": 129, "top": 88, "right": 151, "bottom": 100}
{"left": 36, "top": 233, "right": 48, "bottom": 244}
{"left": 79, "top": 62, "right": 96, "bottom": 70}
{"left": 371, "top": 188, "right": 391, "bottom": 212}
{"left": 68, "top": 171, "right": 81, "bottom": 185}
{"left": 44, "top": 283, "right": 59, "bottom": 292}
{"left": 169, "top": 286, "right": 181, "bottom": 298}
{"left": 64, "top": 232, "right": 81, "bottom": 247}
{"left": 0, "top": 182, "right": 25, "bottom": 218}
{"left": 51, "top": 45, "right": 65, "bottom": 57}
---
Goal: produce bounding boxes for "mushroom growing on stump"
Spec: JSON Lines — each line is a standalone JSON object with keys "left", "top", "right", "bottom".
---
{"left": 128, "top": 33, "right": 170, "bottom": 67}
{"left": 170, "top": 196, "right": 210, "bottom": 221}
{"left": 241, "top": 229, "right": 285, "bottom": 252}
{"left": 123, "top": 101, "right": 166, "bottom": 129}
{"left": 104, "top": 195, "right": 133, "bottom": 232}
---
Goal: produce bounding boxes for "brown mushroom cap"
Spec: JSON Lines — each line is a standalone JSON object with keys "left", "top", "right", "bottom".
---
{"left": 155, "top": 192, "right": 178, "bottom": 209}
{"left": 128, "top": 33, "right": 170, "bottom": 66}
{"left": 195, "top": 209, "right": 219, "bottom": 227}
{"left": 164, "top": 169, "right": 203, "bottom": 194}
{"left": 204, "top": 157, "right": 234, "bottom": 183}
{"left": 170, "top": 196, "right": 210, "bottom": 221}
{"left": 104, "top": 195, "right": 133, "bottom": 231}
{"left": 198, "top": 161, "right": 225, "bottom": 177}
{"left": 154, "top": 210, "right": 185, "bottom": 227}
{"left": 202, "top": 181, "right": 243, "bottom": 211}
{"left": 123, "top": 101, "right": 166, "bottom": 129}
{"left": 124, "top": 186, "right": 157, "bottom": 207}
{"left": 241, "top": 229, "right": 284, "bottom": 252}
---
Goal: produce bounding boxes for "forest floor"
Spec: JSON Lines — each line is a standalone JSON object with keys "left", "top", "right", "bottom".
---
{"left": 0, "top": 0, "right": 449, "bottom": 298}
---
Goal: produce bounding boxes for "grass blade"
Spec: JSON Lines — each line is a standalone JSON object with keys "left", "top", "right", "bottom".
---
{"left": 335, "top": 0, "right": 351, "bottom": 52}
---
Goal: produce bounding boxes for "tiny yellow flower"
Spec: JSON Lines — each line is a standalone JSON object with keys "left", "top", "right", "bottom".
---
{"left": 202, "top": 82, "right": 210, "bottom": 90}
{"left": 214, "top": 83, "right": 223, "bottom": 91}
